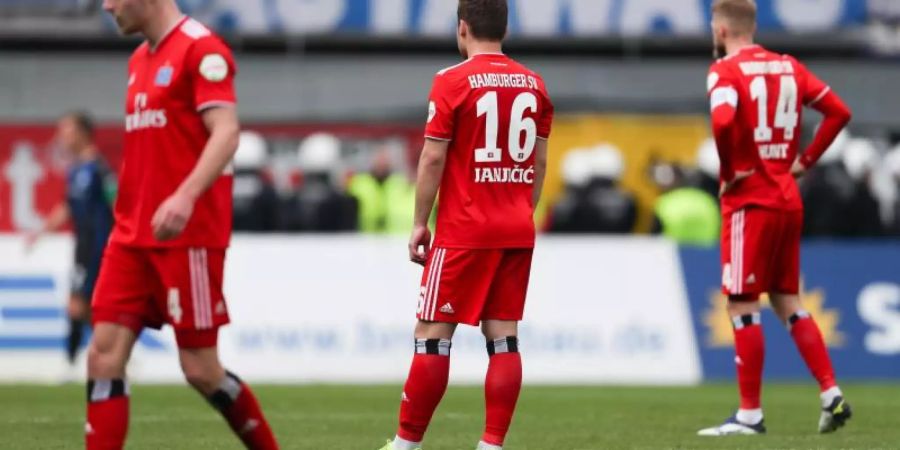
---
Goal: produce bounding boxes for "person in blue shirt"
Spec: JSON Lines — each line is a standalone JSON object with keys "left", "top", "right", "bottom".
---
{"left": 28, "top": 111, "right": 116, "bottom": 366}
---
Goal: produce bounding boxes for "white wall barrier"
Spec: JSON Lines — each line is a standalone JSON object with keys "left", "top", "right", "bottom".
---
{"left": 0, "top": 235, "right": 701, "bottom": 385}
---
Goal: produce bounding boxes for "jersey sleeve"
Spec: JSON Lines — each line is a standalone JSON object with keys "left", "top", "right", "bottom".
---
{"left": 186, "top": 37, "right": 237, "bottom": 112}
{"left": 707, "top": 64, "right": 739, "bottom": 112}
{"left": 796, "top": 60, "right": 831, "bottom": 106}
{"left": 424, "top": 73, "right": 456, "bottom": 141}
{"left": 707, "top": 64, "right": 738, "bottom": 181}
{"left": 537, "top": 77, "right": 554, "bottom": 140}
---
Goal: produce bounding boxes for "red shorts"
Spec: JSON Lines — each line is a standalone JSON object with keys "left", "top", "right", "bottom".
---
{"left": 417, "top": 247, "right": 534, "bottom": 326}
{"left": 721, "top": 207, "right": 802, "bottom": 297}
{"left": 91, "top": 243, "right": 230, "bottom": 348}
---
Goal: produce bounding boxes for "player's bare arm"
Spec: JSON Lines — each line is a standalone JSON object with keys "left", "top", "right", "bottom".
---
{"left": 532, "top": 138, "right": 549, "bottom": 206}
{"left": 151, "top": 106, "right": 239, "bottom": 241}
{"left": 409, "top": 138, "right": 449, "bottom": 265}
{"left": 25, "top": 202, "right": 70, "bottom": 250}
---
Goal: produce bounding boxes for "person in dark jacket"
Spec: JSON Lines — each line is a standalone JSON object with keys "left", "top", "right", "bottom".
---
{"left": 548, "top": 145, "right": 637, "bottom": 234}
{"left": 231, "top": 131, "right": 280, "bottom": 232}
{"left": 283, "top": 133, "right": 357, "bottom": 232}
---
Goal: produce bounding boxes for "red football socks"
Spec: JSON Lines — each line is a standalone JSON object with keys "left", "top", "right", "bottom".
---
{"left": 397, "top": 339, "right": 452, "bottom": 442}
{"left": 732, "top": 314, "right": 765, "bottom": 410}
{"left": 483, "top": 337, "right": 522, "bottom": 446}
{"left": 207, "top": 371, "right": 279, "bottom": 450}
{"left": 86, "top": 379, "right": 129, "bottom": 450}
{"left": 789, "top": 312, "right": 837, "bottom": 391}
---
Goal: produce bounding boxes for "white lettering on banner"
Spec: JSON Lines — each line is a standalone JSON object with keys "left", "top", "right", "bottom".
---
{"left": 276, "top": 0, "right": 347, "bottom": 33}
{"left": 371, "top": 0, "right": 410, "bottom": 34}
{"left": 418, "top": 0, "right": 458, "bottom": 36}
{"left": 858, "top": 283, "right": 900, "bottom": 355}
{"left": 775, "top": 0, "right": 846, "bottom": 32}
{"left": 619, "top": 0, "right": 704, "bottom": 35}
{"left": 2, "top": 143, "right": 45, "bottom": 231}
{"left": 0, "top": 236, "right": 701, "bottom": 383}
{"left": 515, "top": 0, "right": 614, "bottom": 36}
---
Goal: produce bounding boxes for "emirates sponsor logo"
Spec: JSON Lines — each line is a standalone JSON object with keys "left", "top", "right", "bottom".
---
{"left": 126, "top": 93, "right": 168, "bottom": 132}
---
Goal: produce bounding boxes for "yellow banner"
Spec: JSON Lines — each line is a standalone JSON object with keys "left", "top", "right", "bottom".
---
{"left": 543, "top": 114, "right": 711, "bottom": 233}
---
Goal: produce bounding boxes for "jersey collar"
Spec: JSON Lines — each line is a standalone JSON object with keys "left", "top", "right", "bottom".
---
{"left": 736, "top": 44, "right": 762, "bottom": 54}
{"left": 148, "top": 15, "right": 188, "bottom": 54}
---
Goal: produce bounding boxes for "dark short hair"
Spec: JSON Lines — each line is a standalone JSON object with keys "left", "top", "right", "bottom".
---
{"left": 457, "top": 0, "right": 508, "bottom": 42}
{"left": 63, "top": 110, "right": 95, "bottom": 138}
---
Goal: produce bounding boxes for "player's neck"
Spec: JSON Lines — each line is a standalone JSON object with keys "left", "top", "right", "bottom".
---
{"left": 466, "top": 41, "right": 504, "bottom": 58}
{"left": 143, "top": 6, "right": 185, "bottom": 49}
{"left": 725, "top": 38, "right": 757, "bottom": 57}
{"left": 76, "top": 144, "right": 97, "bottom": 162}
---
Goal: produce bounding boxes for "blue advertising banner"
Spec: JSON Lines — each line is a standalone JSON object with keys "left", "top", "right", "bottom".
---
{"left": 163, "top": 0, "right": 868, "bottom": 37}
{"left": 681, "top": 242, "right": 900, "bottom": 381}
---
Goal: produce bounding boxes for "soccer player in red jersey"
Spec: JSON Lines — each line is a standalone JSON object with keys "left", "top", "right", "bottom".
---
{"left": 378, "top": 1, "right": 553, "bottom": 449}
{"left": 698, "top": 0, "right": 853, "bottom": 437}
{"left": 87, "top": 1, "right": 278, "bottom": 449}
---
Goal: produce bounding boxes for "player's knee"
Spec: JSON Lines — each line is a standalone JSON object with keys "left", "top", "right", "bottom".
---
{"left": 727, "top": 294, "right": 760, "bottom": 316}
{"left": 87, "top": 337, "right": 126, "bottom": 378}
{"left": 182, "top": 365, "right": 223, "bottom": 394}
{"left": 180, "top": 353, "right": 226, "bottom": 395}
{"left": 481, "top": 320, "right": 518, "bottom": 341}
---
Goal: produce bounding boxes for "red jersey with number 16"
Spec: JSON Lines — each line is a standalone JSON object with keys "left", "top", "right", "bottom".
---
{"left": 707, "top": 45, "right": 831, "bottom": 215}
{"left": 425, "top": 53, "right": 554, "bottom": 249}
{"left": 111, "top": 17, "right": 236, "bottom": 249}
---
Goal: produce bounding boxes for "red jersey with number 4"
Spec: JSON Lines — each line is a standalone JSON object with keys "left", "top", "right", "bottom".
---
{"left": 707, "top": 45, "right": 830, "bottom": 215}
{"left": 111, "top": 17, "right": 236, "bottom": 249}
{"left": 425, "top": 53, "right": 554, "bottom": 249}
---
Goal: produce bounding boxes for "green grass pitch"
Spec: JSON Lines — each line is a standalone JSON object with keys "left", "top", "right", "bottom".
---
{"left": 0, "top": 383, "right": 896, "bottom": 449}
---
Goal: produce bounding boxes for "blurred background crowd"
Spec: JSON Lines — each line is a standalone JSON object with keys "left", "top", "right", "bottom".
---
{"left": 224, "top": 128, "right": 900, "bottom": 244}
{"left": 2, "top": 0, "right": 900, "bottom": 245}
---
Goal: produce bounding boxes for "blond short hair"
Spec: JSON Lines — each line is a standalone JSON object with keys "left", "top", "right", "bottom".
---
{"left": 712, "top": 0, "right": 757, "bottom": 35}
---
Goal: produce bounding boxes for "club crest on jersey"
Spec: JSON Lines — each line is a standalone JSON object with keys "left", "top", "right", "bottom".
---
{"left": 155, "top": 65, "right": 174, "bottom": 87}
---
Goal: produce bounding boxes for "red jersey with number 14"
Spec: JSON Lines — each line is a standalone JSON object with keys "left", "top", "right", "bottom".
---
{"left": 707, "top": 45, "right": 831, "bottom": 215}
{"left": 111, "top": 17, "right": 236, "bottom": 249}
{"left": 425, "top": 53, "right": 554, "bottom": 249}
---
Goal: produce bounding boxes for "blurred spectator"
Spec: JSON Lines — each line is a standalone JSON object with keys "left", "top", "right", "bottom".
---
{"left": 347, "top": 143, "right": 415, "bottom": 234}
{"left": 800, "top": 130, "right": 854, "bottom": 237}
{"left": 801, "top": 134, "right": 884, "bottom": 237}
{"left": 282, "top": 133, "right": 357, "bottom": 232}
{"left": 232, "top": 131, "right": 280, "bottom": 232}
{"left": 841, "top": 139, "right": 885, "bottom": 237}
{"left": 691, "top": 138, "right": 722, "bottom": 199}
{"left": 548, "top": 145, "right": 637, "bottom": 234}
{"left": 651, "top": 162, "right": 720, "bottom": 246}
{"left": 26, "top": 111, "right": 115, "bottom": 368}
{"left": 886, "top": 145, "right": 900, "bottom": 235}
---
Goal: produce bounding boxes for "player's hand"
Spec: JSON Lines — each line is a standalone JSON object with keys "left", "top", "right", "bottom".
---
{"left": 151, "top": 191, "right": 195, "bottom": 241}
{"left": 790, "top": 159, "right": 808, "bottom": 179}
{"left": 23, "top": 230, "right": 41, "bottom": 253}
{"left": 408, "top": 225, "right": 432, "bottom": 266}
{"left": 719, "top": 169, "right": 755, "bottom": 195}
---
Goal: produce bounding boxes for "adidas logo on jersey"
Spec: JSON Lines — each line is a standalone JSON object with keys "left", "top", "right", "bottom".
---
{"left": 440, "top": 303, "right": 455, "bottom": 315}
